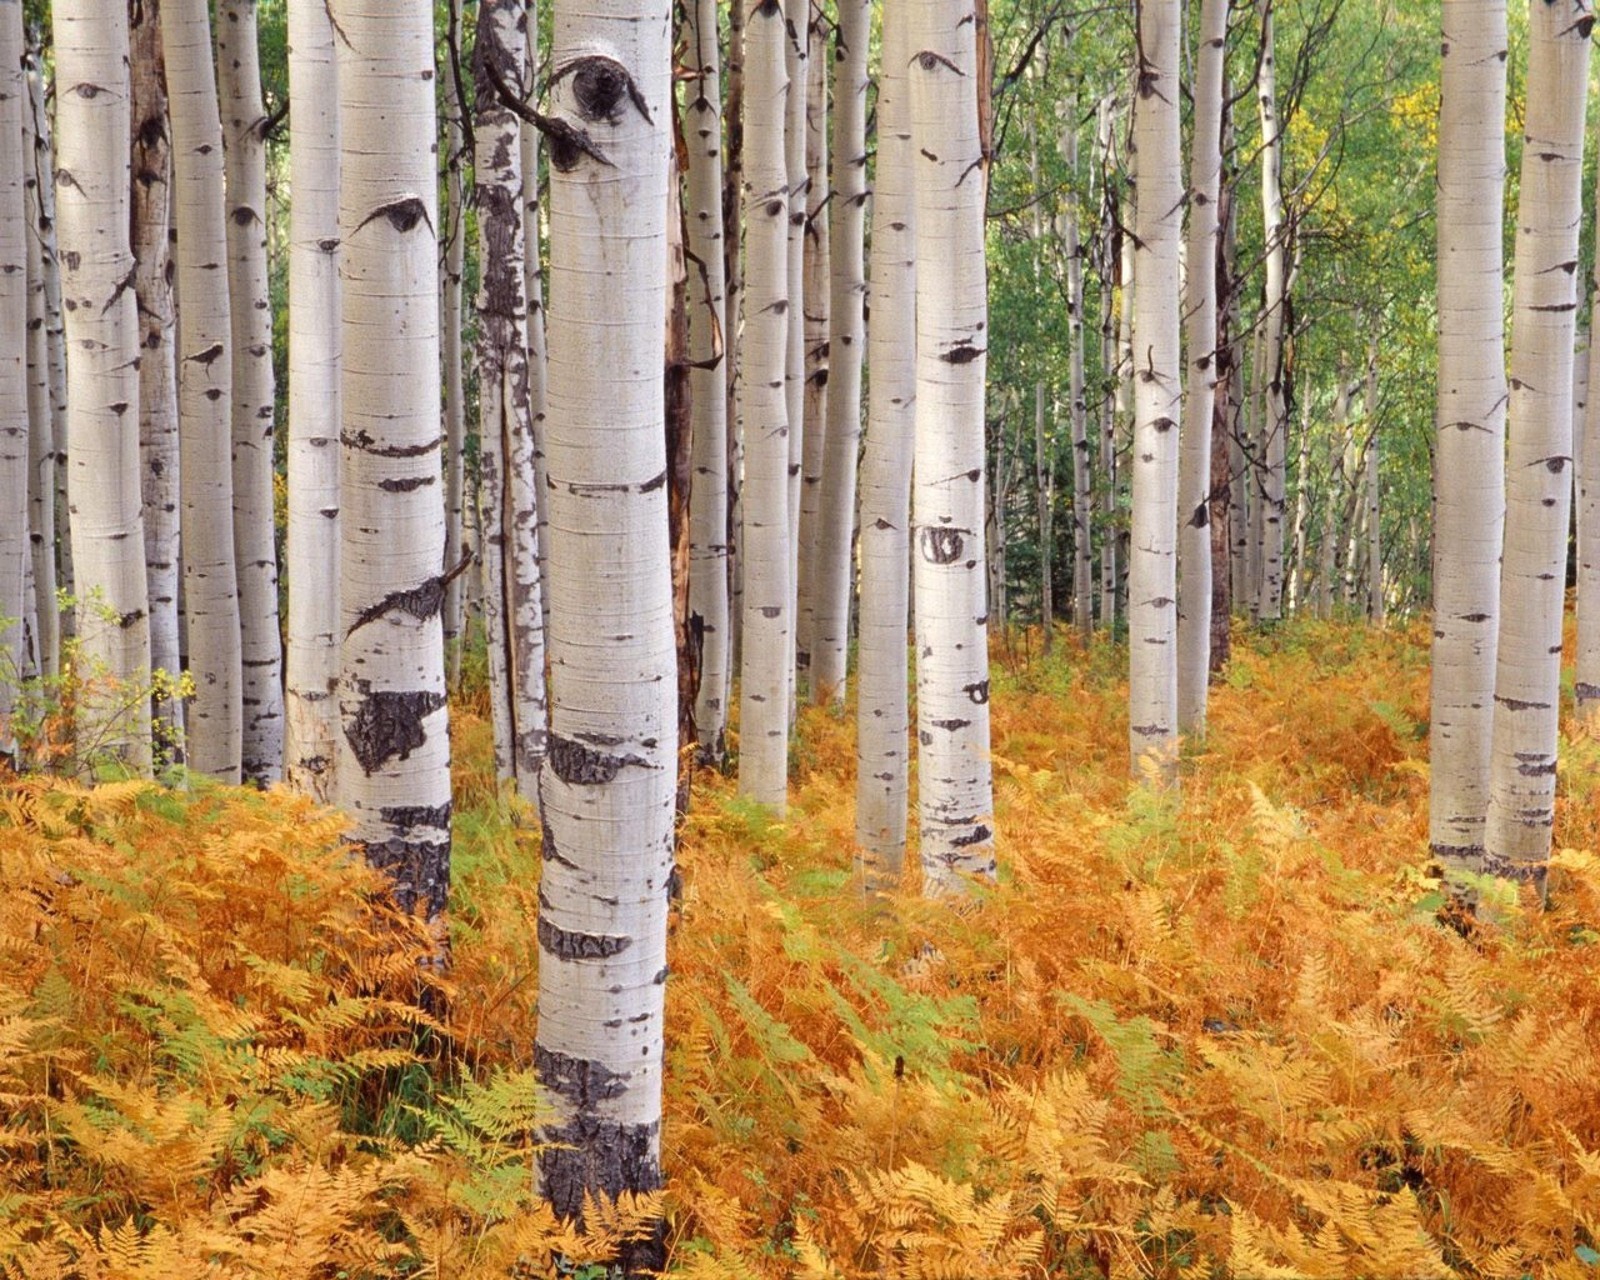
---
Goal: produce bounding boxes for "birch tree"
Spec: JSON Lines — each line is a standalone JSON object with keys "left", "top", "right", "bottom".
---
{"left": 533, "top": 0, "right": 674, "bottom": 1245}
{"left": 22, "top": 69, "right": 56, "bottom": 686}
{"left": 1255, "top": 0, "right": 1288, "bottom": 622}
{"left": 218, "top": 0, "right": 283, "bottom": 784}
{"left": 0, "top": 0, "right": 27, "bottom": 742}
{"left": 909, "top": 0, "right": 996, "bottom": 890}
{"left": 442, "top": 0, "right": 467, "bottom": 684}
{"left": 811, "top": 0, "right": 869, "bottom": 704}
{"left": 333, "top": 0, "right": 452, "bottom": 921}
{"left": 686, "top": 0, "right": 731, "bottom": 761}
{"left": 1176, "top": 0, "right": 1228, "bottom": 735}
{"left": 794, "top": 31, "right": 829, "bottom": 689}
{"left": 162, "top": 0, "right": 242, "bottom": 780}
{"left": 1127, "top": 0, "right": 1182, "bottom": 785}
{"left": 738, "top": 0, "right": 793, "bottom": 813}
{"left": 54, "top": 0, "right": 152, "bottom": 769}
{"left": 1483, "top": 0, "right": 1590, "bottom": 891}
{"left": 856, "top": 0, "right": 914, "bottom": 879}
{"left": 284, "top": 0, "right": 341, "bottom": 799}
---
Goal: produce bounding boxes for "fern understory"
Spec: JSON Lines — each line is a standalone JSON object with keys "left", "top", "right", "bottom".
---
{"left": 5, "top": 619, "right": 1600, "bottom": 1276}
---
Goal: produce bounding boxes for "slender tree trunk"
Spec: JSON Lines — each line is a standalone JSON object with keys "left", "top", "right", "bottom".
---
{"left": 1062, "top": 102, "right": 1093, "bottom": 640}
{"left": 1581, "top": 292, "right": 1600, "bottom": 719}
{"left": 1255, "top": 0, "right": 1288, "bottom": 621}
{"left": 163, "top": 0, "right": 242, "bottom": 780}
{"left": 738, "top": 0, "right": 792, "bottom": 813}
{"left": 1483, "top": 0, "right": 1589, "bottom": 891}
{"left": 218, "top": 0, "right": 283, "bottom": 784}
{"left": 1095, "top": 94, "right": 1119, "bottom": 632}
{"left": 475, "top": 0, "right": 547, "bottom": 804}
{"left": 521, "top": 12, "right": 551, "bottom": 642}
{"left": 333, "top": 0, "right": 452, "bottom": 920}
{"left": 910, "top": 0, "right": 996, "bottom": 891}
{"left": 1209, "top": 100, "right": 1237, "bottom": 669}
{"left": 1028, "top": 116, "right": 1054, "bottom": 654}
{"left": 1286, "top": 368, "right": 1310, "bottom": 611}
{"left": 811, "top": 0, "right": 867, "bottom": 704}
{"left": 1363, "top": 339, "right": 1383, "bottom": 626}
{"left": 534, "top": 4, "right": 674, "bottom": 1255}
{"left": 284, "top": 0, "right": 341, "bottom": 799}
{"left": 783, "top": 0, "right": 808, "bottom": 706}
{"left": 22, "top": 83, "right": 56, "bottom": 686}
{"left": 129, "top": 0, "right": 182, "bottom": 754}
{"left": 54, "top": 0, "right": 153, "bottom": 770}
{"left": 0, "top": 0, "right": 26, "bottom": 744}
{"left": 442, "top": 0, "right": 468, "bottom": 687}
{"left": 686, "top": 0, "right": 730, "bottom": 762}
{"left": 1316, "top": 371, "right": 1349, "bottom": 619}
{"left": 855, "top": 0, "right": 914, "bottom": 881}
{"left": 1127, "top": 0, "right": 1182, "bottom": 786}
{"left": 794, "top": 25, "right": 829, "bottom": 691}
{"left": 1177, "top": 0, "right": 1227, "bottom": 734}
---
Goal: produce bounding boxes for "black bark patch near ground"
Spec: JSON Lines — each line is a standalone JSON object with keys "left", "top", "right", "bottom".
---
{"left": 359, "top": 833, "right": 451, "bottom": 920}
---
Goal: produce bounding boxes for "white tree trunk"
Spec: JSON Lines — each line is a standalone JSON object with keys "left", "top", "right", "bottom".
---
{"left": 442, "top": 0, "right": 467, "bottom": 685}
{"left": 794, "top": 29, "right": 829, "bottom": 691}
{"left": 1362, "top": 340, "right": 1383, "bottom": 626}
{"left": 1095, "top": 94, "right": 1119, "bottom": 632}
{"left": 910, "top": 0, "right": 996, "bottom": 891}
{"left": 218, "top": 0, "right": 283, "bottom": 784}
{"left": 474, "top": 0, "right": 546, "bottom": 804}
{"left": 1483, "top": 0, "right": 1590, "bottom": 890}
{"left": 163, "top": 0, "right": 242, "bottom": 780}
{"left": 22, "top": 82, "right": 56, "bottom": 685}
{"left": 0, "top": 0, "right": 28, "bottom": 745}
{"left": 738, "top": 0, "right": 793, "bottom": 813}
{"left": 284, "top": 0, "right": 341, "bottom": 800}
{"left": 782, "top": 0, "right": 808, "bottom": 705}
{"left": 855, "top": 0, "right": 914, "bottom": 880}
{"left": 129, "top": 0, "right": 182, "bottom": 753}
{"left": 54, "top": 0, "right": 153, "bottom": 770}
{"left": 1028, "top": 116, "right": 1053, "bottom": 655}
{"left": 533, "top": 1, "right": 674, "bottom": 1243}
{"left": 1581, "top": 293, "right": 1600, "bottom": 719}
{"left": 1061, "top": 102, "right": 1093, "bottom": 640}
{"left": 520, "top": 12, "right": 551, "bottom": 642}
{"left": 1177, "top": 0, "right": 1228, "bottom": 735}
{"left": 333, "top": 0, "right": 451, "bottom": 921}
{"left": 685, "top": 0, "right": 731, "bottom": 761}
{"left": 1127, "top": 0, "right": 1182, "bottom": 786}
{"left": 811, "top": 0, "right": 867, "bottom": 704}
{"left": 1255, "top": 0, "right": 1288, "bottom": 621}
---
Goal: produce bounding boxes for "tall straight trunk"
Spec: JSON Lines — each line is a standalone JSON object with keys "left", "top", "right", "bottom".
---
{"left": 23, "top": 88, "right": 56, "bottom": 685}
{"left": 738, "top": 0, "right": 792, "bottom": 813}
{"left": 1246, "top": 325, "right": 1265, "bottom": 617}
{"left": 1315, "top": 372, "right": 1349, "bottom": 619}
{"left": 794, "top": 26, "right": 829, "bottom": 689}
{"left": 811, "top": 0, "right": 867, "bottom": 703}
{"left": 910, "top": 0, "right": 996, "bottom": 891}
{"left": 129, "top": 0, "right": 182, "bottom": 753}
{"left": 1483, "top": 0, "right": 1589, "bottom": 890}
{"left": 284, "top": 0, "right": 341, "bottom": 800}
{"left": 1362, "top": 339, "right": 1383, "bottom": 625}
{"left": 1127, "top": 0, "right": 1182, "bottom": 786}
{"left": 475, "top": 0, "right": 547, "bottom": 804}
{"left": 855, "top": 0, "right": 914, "bottom": 880}
{"left": 1210, "top": 100, "right": 1237, "bottom": 668}
{"left": 218, "top": 0, "right": 283, "bottom": 784}
{"left": 521, "top": 13, "right": 551, "bottom": 640}
{"left": 54, "top": 0, "right": 153, "bottom": 770}
{"left": 0, "top": 0, "right": 26, "bottom": 742}
{"left": 1095, "top": 94, "right": 1119, "bottom": 632}
{"left": 1115, "top": 130, "right": 1136, "bottom": 619}
{"left": 1062, "top": 102, "right": 1093, "bottom": 640}
{"left": 1286, "top": 367, "right": 1311, "bottom": 611}
{"left": 442, "top": 0, "right": 467, "bottom": 686}
{"left": 1177, "top": 0, "right": 1227, "bottom": 734}
{"left": 26, "top": 61, "right": 71, "bottom": 618}
{"left": 686, "top": 0, "right": 730, "bottom": 761}
{"left": 1581, "top": 287, "right": 1600, "bottom": 718}
{"left": 1228, "top": 331, "right": 1250, "bottom": 613}
{"left": 782, "top": 0, "right": 808, "bottom": 705}
{"left": 534, "top": 0, "right": 674, "bottom": 1248}
{"left": 163, "top": 0, "right": 242, "bottom": 781}
{"left": 1028, "top": 116, "right": 1054, "bottom": 654}
{"left": 332, "top": 0, "right": 451, "bottom": 919}
{"left": 1255, "top": 0, "right": 1288, "bottom": 621}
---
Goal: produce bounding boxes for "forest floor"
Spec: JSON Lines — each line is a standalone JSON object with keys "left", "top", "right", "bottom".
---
{"left": 6, "top": 619, "right": 1600, "bottom": 1277}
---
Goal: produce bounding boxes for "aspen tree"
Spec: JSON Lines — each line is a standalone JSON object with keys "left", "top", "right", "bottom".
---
{"left": 1127, "top": 0, "right": 1182, "bottom": 785}
{"left": 686, "top": 0, "right": 731, "bottom": 761}
{"left": 1060, "top": 101, "right": 1093, "bottom": 640}
{"left": 1255, "top": 0, "right": 1288, "bottom": 621}
{"left": 1177, "top": 0, "right": 1227, "bottom": 734}
{"left": 332, "top": 0, "right": 452, "bottom": 921}
{"left": 284, "top": 0, "right": 341, "bottom": 800}
{"left": 1483, "top": 0, "right": 1590, "bottom": 890}
{"left": 0, "top": 0, "right": 27, "bottom": 742}
{"left": 22, "top": 77, "right": 55, "bottom": 685}
{"left": 783, "top": 0, "right": 808, "bottom": 700}
{"left": 533, "top": 0, "right": 674, "bottom": 1242}
{"left": 54, "top": 0, "right": 153, "bottom": 769}
{"left": 812, "top": 0, "right": 869, "bottom": 704}
{"left": 1362, "top": 340, "right": 1383, "bottom": 625}
{"left": 128, "top": 0, "right": 181, "bottom": 751}
{"left": 474, "top": 0, "right": 546, "bottom": 803}
{"left": 520, "top": 12, "right": 551, "bottom": 641}
{"left": 1094, "top": 94, "right": 1120, "bottom": 632}
{"left": 856, "top": 0, "right": 914, "bottom": 877}
{"left": 738, "top": 0, "right": 793, "bottom": 813}
{"left": 909, "top": 0, "right": 996, "bottom": 890}
{"left": 218, "top": 0, "right": 283, "bottom": 783}
{"left": 442, "top": 0, "right": 467, "bottom": 684}
{"left": 794, "top": 29, "right": 829, "bottom": 688}
{"left": 163, "top": 0, "right": 242, "bottom": 780}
